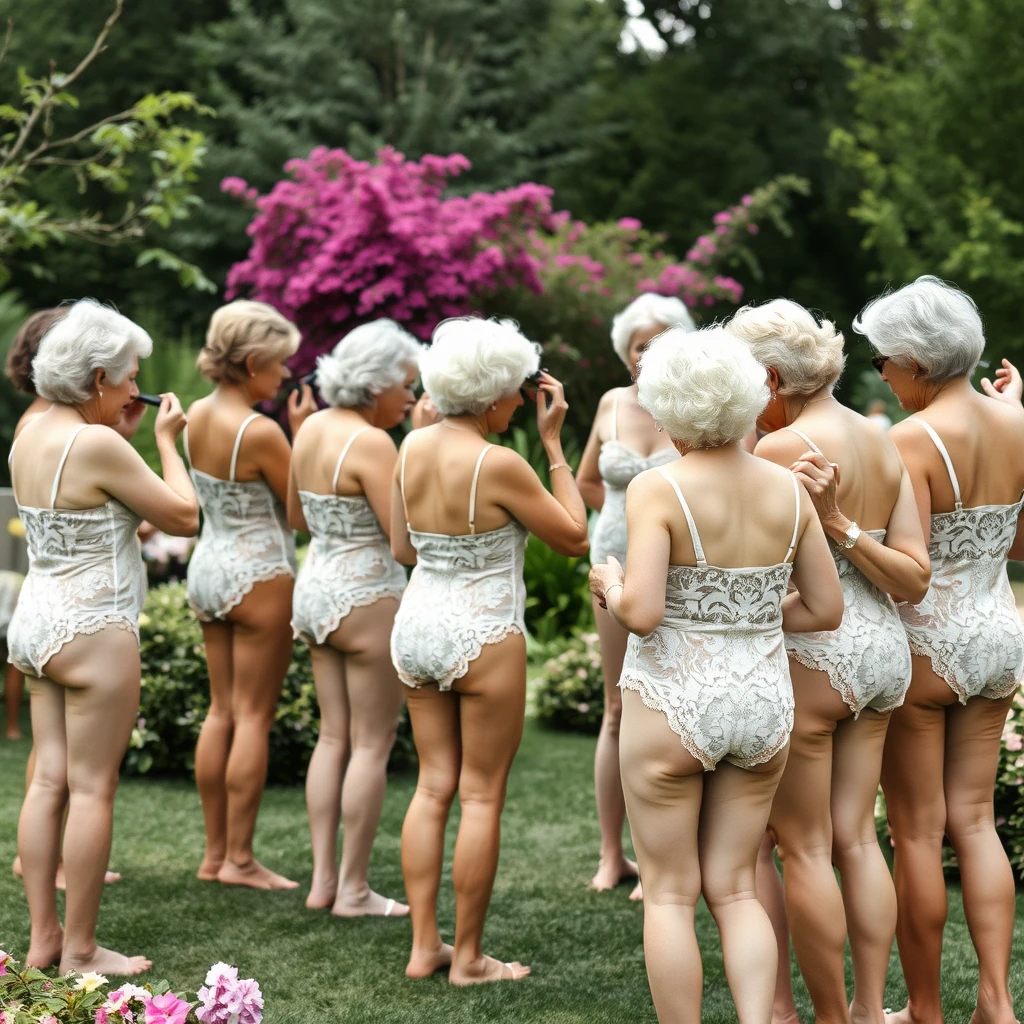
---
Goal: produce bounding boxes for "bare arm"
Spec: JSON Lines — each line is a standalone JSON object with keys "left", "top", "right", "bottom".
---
{"left": 247, "top": 417, "right": 295, "bottom": 505}
{"left": 576, "top": 392, "right": 610, "bottom": 513}
{"left": 781, "top": 491, "right": 844, "bottom": 633}
{"left": 286, "top": 461, "right": 307, "bottom": 533}
{"left": 389, "top": 468, "right": 416, "bottom": 566}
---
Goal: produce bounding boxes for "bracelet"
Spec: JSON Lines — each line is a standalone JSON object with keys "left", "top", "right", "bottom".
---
{"left": 549, "top": 462, "right": 569, "bottom": 473}
{"left": 605, "top": 582, "right": 623, "bottom": 595}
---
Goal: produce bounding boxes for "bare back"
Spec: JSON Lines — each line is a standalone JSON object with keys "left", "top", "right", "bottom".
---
{"left": 185, "top": 394, "right": 281, "bottom": 484}
{"left": 291, "top": 408, "right": 388, "bottom": 498}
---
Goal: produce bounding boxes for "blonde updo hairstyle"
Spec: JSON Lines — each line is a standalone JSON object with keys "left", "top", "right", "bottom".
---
{"left": 726, "top": 299, "right": 846, "bottom": 395}
{"left": 316, "top": 319, "right": 423, "bottom": 408}
{"left": 610, "top": 293, "right": 696, "bottom": 366}
{"left": 198, "top": 300, "right": 301, "bottom": 384}
{"left": 637, "top": 326, "right": 770, "bottom": 449}
{"left": 420, "top": 316, "right": 540, "bottom": 416}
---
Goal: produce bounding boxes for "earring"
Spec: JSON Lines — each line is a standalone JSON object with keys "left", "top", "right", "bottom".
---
{"left": 491, "top": 403, "right": 497, "bottom": 411}
{"left": 99, "top": 390, "right": 103, "bottom": 397}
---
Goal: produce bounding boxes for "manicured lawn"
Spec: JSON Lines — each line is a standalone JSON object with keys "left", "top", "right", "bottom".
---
{"left": 2, "top": 706, "right": 1023, "bottom": 1022}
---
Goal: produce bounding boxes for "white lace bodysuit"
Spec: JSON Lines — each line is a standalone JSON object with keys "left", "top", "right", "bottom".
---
{"left": 619, "top": 468, "right": 801, "bottom": 770}
{"left": 899, "top": 420, "right": 1024, "bottom": 703}
{"left": 781, "top": 427, "right": 912, "bottom": 716}
{"left": 185, "top": 414, "right": 296, "bottom": 623}
{"left": 591, "top": 390, "right": 678, "bottom": 565}
{"left": 390, "top": 442, "right": 527, "bottom": 690}
{"left": 292, "top": 427, "right": 407, "bottom": 646}
{"left": 6, "top": 425, "right": 146, "bottom": 677}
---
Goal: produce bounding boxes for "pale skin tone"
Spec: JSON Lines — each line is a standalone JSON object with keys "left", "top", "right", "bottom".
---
{"left": 188, "top": 353, "right": 317, "bottom": 892}
{"left": 751, "top": 371, "right": 931, "bottom": 1024}
{"left": 873, "top": 353, "right": 1024, "bottom": 1024}
{"left": 575, "top": 323, "right": 758, "bottom": 899}
{"left": 287, "top": 366, "right": 418, "bottom": 918}
{"left": 12, "top": 357, "right": 198, "bottom": 978}
{"left": 393, "top": 372, "right": 589, "bottom": 985}
{"left": 590, "top": 440, "right": 844, "bottom": 1024}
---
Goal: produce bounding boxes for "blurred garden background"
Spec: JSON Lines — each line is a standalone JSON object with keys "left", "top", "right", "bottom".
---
{"left": 3, "top": 1, "right": 1024, "bottom": 1018}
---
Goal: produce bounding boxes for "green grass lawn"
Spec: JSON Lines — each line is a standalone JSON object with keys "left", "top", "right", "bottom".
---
{"left": 2, "top": 706, "right": 1024, "bottom": 1023}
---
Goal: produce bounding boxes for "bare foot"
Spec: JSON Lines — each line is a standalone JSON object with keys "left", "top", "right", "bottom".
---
{"left": 13, "top": 858, "right": 120, "bottom": 889}
{"left": 885, "top": 1008, "right": 941, "bottom": 1024}
{"left": 449, "top": 955, "right": 531, "bottom": 986}
{"left": 629, "top": 881, "right": 643, "bottom": 901}
{"left": 773, "top": 1009, "right": 802, "bottom": 1024}
{"left": 406, "top": 943, "right": 454, "bottom": 979}
{"left": 217, "top": 859, "right": 299, "bottom": 890}
{"left": 968, "top": 1006, "right": 1020, "bottom": 1024}
{"left": 332, "top": 888, "right": 409, "bottom": 919}
{"left": 60, "top": 945, "right": 151, "bottom": 978}
{"left": 850, "top": 1000, "right": 884, "bottom": 1024}
{"left": 306, "top": 876, "right": 337, "bottom": 910}
{"left": 5, "top": 728, "right": 22, "bottom": 740}
{"left": 589, "top": 855, "right": 639, "bottom": 892}
{"left": 197, "top": 857, "right": 223, "bottom": 882}
{"left": 26, "top": 927, "right": 63, "bottom": 970}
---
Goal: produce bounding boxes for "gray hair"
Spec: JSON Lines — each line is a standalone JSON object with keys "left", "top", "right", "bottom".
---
{"left": 638, "top": 325, "right": 770, "bottom": 449}
{"left": 725, "top": 299, "right": 846, "bottom": 395}
{"left": 32, "top": 299, "right": 153, "bottom": 405}
{"left": 611, "top": 293, "right": 696, "bottom": 366}
{"left": 852, "top": 276, "right": 984, "bottom": 383}
{"left": 316, "top": 319, "right": 423, "bottom": 408}
{"left": 420, "top": 316, "right": 540, "bottom": 417}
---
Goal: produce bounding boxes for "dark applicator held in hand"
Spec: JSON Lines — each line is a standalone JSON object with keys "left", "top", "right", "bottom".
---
{"left": 136, "top": 393, "right": 163, "bottom": 408}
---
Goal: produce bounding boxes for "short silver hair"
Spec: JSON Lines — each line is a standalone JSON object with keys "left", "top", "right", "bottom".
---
{"left": 637, "top": 325, "right": 770, "bottom": 448}
{"left": 725, "top": 299, "right": 846, "bottom": 395}
{"left": 420, "top": 316, "right": 540, "bottom": 417}
{"left": 611, "top": 293, "right": 696, "bottom": 366}
{"left": 853, "top": 275, "right": 984, "bottom": 383}
{"left": 32, "top": 299, "right": 153, "bottom": 405}
{"left": 316, "top": 319, "right": 423, "bottom": 408}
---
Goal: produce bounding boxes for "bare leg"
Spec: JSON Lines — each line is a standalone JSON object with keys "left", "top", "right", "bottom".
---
{"left": 402, "top": 684, "right": 459, "bottom": 978}
{"left": 944, "top": 693, "right": 1017, "bottom": 1024}
{"left": 5, "top": 661, "right": 24, "bottom": 739}
{"left": 217, "top": 576, "right": 297, "bottom": 890}
{"left": 46, "top": 630, "right": 151, "bottom": 976}
{"left": 331, "top": 601, "right": 408, "bottom": 917}
{"left": 18, "top": 675, "right": 66, "bottom": 968}
{"left": 448, "top": 637, "right": 531, "bottom": 985}
{"left": 756, "top": 833, "right": 800, "bottom": 1024}
{"left": 703, "top": 753, "right": 790, "bottom": 1024}
{"left": 880, "top": 659, "right": 951, "bottom": 1024}
{"left": 618, "top": 688, "right": 704, "bottom": 1023}
{"left": 770, "top": 663, "right": 850, "bottom": 1024}
{"left": 590, "top": 597, "right": 638, "bottom": 892}
{"left": 195, "top": 619, "right": 233, "bottom": 880}
{"left": 831, "top": 711, "right": 894, "bottom": 1024}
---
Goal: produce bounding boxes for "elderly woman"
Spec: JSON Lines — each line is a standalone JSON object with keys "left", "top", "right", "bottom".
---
{"left": 391, "top": 316, "right": 589, "bottom": 984}
{"left": 288, "top": 320, "right": 421, "bottom": 917}
{"left": 576, "top": 293, "right": 694, "bottom": 896}
{"left": 8, "top": 299, "right": 197, "bottom": 976}
{"left": 186, "top": 300, "right": 316, "bottom": 891}
{"left": 725, "top": 300, "right": 931, "bottom": 1024}
{"left": 590, "top": 326, "right": 843, "bottom": 1023}
{"left": 854, "top": 277, "right": 1024, "bottom": 1024}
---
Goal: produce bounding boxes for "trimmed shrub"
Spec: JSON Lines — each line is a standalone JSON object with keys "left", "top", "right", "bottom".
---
{"left": 534, "top": 632, "right": 604, "bottom": 734}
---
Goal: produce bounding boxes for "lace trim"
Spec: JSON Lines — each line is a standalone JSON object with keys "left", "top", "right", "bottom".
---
{"left": 904, "top": 634, "right": 1021, "bottom": 705}
{"left": 785, "top": 649, "right": 907, "bottom": 717}
{"left": 11, "top": 615, "right": 139, "bottom": 677}
{"left": 293, "top": 586, "right": 406, "bottom": 646}
{"left": 190, "top": 563, "right": 295, "bottom": 623}
{"left": 397, "top": 622, "right": 524, "bottom": 692}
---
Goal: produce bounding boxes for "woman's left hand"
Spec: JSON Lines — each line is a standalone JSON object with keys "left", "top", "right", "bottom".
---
{"left": 790, "top": 451, "right": 843, "bottom": 527}
{"left": 589, "top": 556, "right": 624, "bottom": 609}
{"left": 981, "top": 358, "right": 1023, "bottom": 405}
{"left": 287, "top": 383, "right": 318, "bottom": 437}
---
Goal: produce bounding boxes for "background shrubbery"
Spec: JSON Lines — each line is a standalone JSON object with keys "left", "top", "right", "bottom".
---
{"left": 126, "top": 582, "right": 416, "bottom": 784}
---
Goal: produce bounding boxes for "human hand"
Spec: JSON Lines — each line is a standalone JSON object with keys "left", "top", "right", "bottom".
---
{"left": 410, "top": 392, "right": 442, "bottom": 429}
{"left": 114, "top": 398, "right": 149, "bottom": 440}
{"left": 535, "top": 372, "right": 568, "bottom": 444}
{"left": 589, "top": 556, "right": 624, "bottom": 609}
{"left": 790, "top": 451, "right": 843, "bottom": 529}
{"left": 981, "top": 358, "right": 1023, "bottom": 405}
{"left": 287, "top": 383, "right": 318, "bottom": 436}
{"left": 154, "top": 393, "right": 187, "bottom": 445}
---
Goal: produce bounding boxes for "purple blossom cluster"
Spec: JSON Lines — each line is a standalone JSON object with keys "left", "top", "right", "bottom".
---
{"left": 195, "top": 963, "right": 263, "bottom": 1024}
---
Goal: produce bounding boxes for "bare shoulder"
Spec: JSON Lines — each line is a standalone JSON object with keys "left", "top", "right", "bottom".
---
{"left": 355, "top": 425, "right": 399, "bottom": 457}
{"left": 244, "top": 412, "right": 288, "bottom": 444}
{"left": 753, "top": 428, "right": 806, "bottom": 465}
{"left": 72, "top": 423, "right": 136, "bottom": 462}
{"left": 626, "top": 465, "right": 678, "bottom": 505}
{"left": 486, "top": 442, "right": 532, "bottom": 477}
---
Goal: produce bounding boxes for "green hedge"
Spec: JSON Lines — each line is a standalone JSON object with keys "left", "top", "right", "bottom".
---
{"left": 126, "top": 582, "right": 416, "bottom": 784}
{"left": 533, "top": 632, "right": 604, "bottom": 734}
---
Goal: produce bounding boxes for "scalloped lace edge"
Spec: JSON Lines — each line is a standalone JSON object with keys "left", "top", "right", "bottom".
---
{"left": 786, "top": 649, "right": 908, "bottom": 718}
{"left": 905, "top": 635, "right": 1021, "bottom": 705}
{"left": 398, "top": 623, "right": 525, "bottom": 691}
{"left": 13, "top": 615, "right": 139, "bottom": 677}
{"left": 293, "top": 586, "right": 406, "bottom": 646}
{"left": 190, "top": 564, "right": 295, "bottom": 623}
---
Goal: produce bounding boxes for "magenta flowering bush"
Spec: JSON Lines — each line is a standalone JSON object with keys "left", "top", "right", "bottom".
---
{"left": 222, "top": 146, "right": 557, "bottom": 380}
{"left": 0, "top": 957, "right": 262, "bottom": 1024}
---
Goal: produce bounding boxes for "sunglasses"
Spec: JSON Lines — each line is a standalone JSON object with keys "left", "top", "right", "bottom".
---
{"left": 870, "top": 354, "right": 889, "bottom": 375}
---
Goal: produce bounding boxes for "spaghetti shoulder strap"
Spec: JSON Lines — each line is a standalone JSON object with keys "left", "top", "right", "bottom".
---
{"left": 50, "top": 424, "right": 90, "bottom": 509}
{"left": 784, "top": 425, "right": 824, "bottom": 458}
{"left": 914, "top": 420, "right": 962, "bottom": 510}
{"left": 609, "top": 390, "right": 620, "bottom": 442}
{"left": 331, "top": 426, "right": 372, "bottom": 493}
{"left": 229, "top": 413, "right": 261, "bottom": 482}
{"left": 7, "top": 438, "right": 19, "bottom": 504}
{"left": 399, "top": 437, "right": 411, "bottom": 505}
{"left": 468, "top": 446, "right": 492, "bottom": 535}
{"left": 785, "top": 473, "right": 801, "bottom": 563}
{"left": 182, "top": 425, "right": 192, "bottom": 468}
{"left": 657, "top": 466, "right": 707, "bottom": 567}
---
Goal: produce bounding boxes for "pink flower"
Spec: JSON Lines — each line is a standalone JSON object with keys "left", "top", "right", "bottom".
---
{"left": 715, "top": 225, "right": 728, "bottom": 235}
{"left": 713, "top": 211, "right": 732, "bottom": 224}
{"left": 747, "top": 223, "right": 759, "bottom": 234}
{"left": 95, "top": 1010, "right": 110, "bottom": 1024}
{"left": 616, "top": 217, "right": 642, "bottom": 230}
{"left": 224, "top": 979, "right": 263, "bottom": 1024}
{"left": 741, "top": 194, "right": 753, "bottom": 206}
{"left": 1005, "top": 732, "right": 1023, "bottom": 752}
{"left": 144, "top": 993, "right": 191, "bottom": 1024}
{"left": 0, "top": 949, "right": 11, "bottom": 975}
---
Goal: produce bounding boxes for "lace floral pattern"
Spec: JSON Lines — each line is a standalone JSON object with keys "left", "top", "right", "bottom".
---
{"left": 187, "top": 471, "right": 296, "bottom": 622}
{"left": 591, "top": 442, "right": 677, "bottom": 565}
{"left": 292, "top": 492, "right": 407, "bottom": 645}
{"left": 786, "top": 530, "right": 912, "bottom": 715}
{"left": 900, "top": 503, "right": 1024, "bottom": 703}
{"left": 391, "top": 522, "right": 528, "bottom": 690}
{"left": 620, "top": 562, "right": 795, "bottom": 769}
{"left": 7, "top": 500, "right": 146, "bottom": 676}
